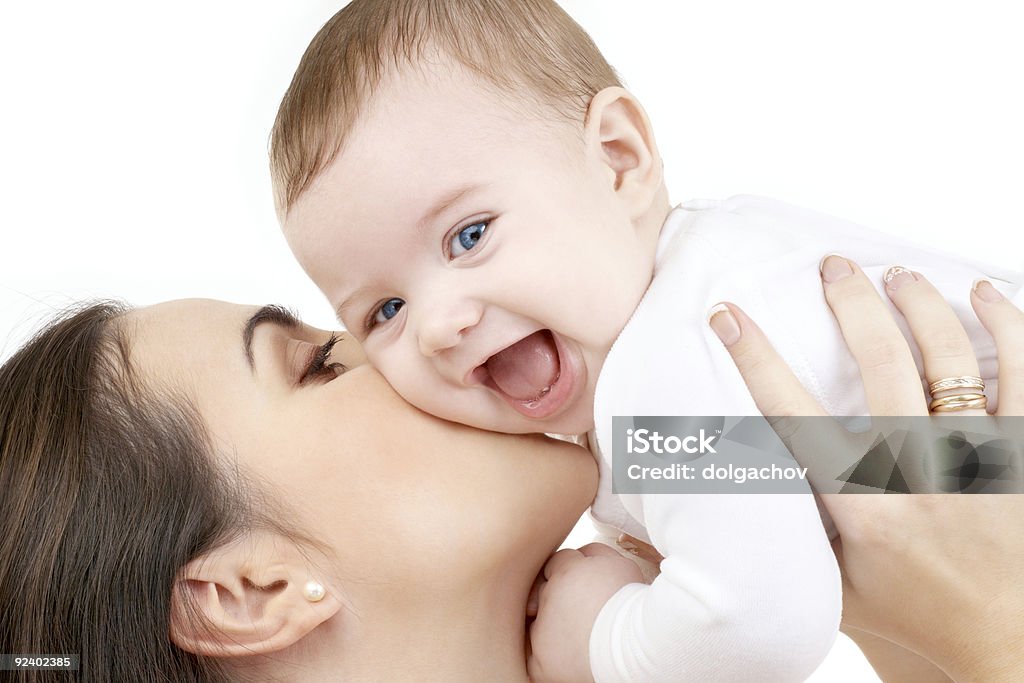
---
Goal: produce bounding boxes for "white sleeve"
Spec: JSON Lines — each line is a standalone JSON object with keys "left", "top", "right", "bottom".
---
{"left": 589, "top": 492, "right": 841, "bottom": 683}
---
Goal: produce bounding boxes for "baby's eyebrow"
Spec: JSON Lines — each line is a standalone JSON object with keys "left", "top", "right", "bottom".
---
{"left": 416, "top": 182, "right": 488, "bottom": 231}
{"left": 335, "top": 287, "right": 374, "bottom": 327}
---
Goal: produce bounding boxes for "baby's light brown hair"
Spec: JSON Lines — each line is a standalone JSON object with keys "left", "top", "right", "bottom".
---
{"left": 269, "top": 0, "right": 621, "bottom": 219}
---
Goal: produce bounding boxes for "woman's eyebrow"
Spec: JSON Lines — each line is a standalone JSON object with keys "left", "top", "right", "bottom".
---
{"left": 242, "top": 304, "right": 301, "bottom": 371}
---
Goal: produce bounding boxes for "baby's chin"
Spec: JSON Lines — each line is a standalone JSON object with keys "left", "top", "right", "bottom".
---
{"left": 548, "top": 416, "right": 596, "bottom": 439}
{"left": 530, "top": 399, "right": 596, "bottom": 439}
{"left": 456, "top": 398, "right": 594, "bottom": 438}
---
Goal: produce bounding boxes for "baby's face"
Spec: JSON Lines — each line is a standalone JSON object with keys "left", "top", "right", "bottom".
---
{"left": 285, "top": 63, "right": 655, "bottom": 435}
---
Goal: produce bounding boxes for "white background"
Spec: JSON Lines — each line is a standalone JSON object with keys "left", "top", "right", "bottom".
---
{"left": 3, "top": 2, "right": 1023, "bottom": 679}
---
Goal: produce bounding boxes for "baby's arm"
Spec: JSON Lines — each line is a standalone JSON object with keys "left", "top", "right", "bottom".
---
{"left": 585, "top": 492, "right": 841, "bottom": 682}
{"left": 528, "top": 493, "right": 840, "bottom": 682}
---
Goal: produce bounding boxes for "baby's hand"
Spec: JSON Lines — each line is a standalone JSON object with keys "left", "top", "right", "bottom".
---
{"left": 527, "top": 543, "right": 643, "bottom": 683}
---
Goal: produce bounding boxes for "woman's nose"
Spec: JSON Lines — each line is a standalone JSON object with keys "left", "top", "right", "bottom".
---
{"left": 416, "top": 298, "right": 484, "bottom": 357}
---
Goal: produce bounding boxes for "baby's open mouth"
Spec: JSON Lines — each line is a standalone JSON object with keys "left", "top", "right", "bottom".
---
{"left": 484, "top": 330, "right": 561, "bottom": 403}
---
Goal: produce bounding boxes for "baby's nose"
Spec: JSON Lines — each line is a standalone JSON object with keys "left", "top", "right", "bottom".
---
{"left": 416, "top": 300, "right": 483, "bottom": 357}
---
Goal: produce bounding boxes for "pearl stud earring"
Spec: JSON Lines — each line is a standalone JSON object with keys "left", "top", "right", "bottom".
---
{"left": 303, "top": 580, "right": 326, "bottom": 602}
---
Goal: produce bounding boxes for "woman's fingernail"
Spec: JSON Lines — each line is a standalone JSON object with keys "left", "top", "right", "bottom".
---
{"left": 883, "top": 266, "right": 919, "bottom": 291}
{"left": 617, "top": 535, "right": 641, "bottom": 556}
{"left": 973, "top": 279, "right": 1005, "bottom": 303}
{"left": 708, "top": 303, "right": 741, "bottom": 346}
{"left": 820, "top": 254, "right": 853, "bottom": 283}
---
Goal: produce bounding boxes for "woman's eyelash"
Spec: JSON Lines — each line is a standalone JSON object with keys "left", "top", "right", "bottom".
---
{"left": 299, "top": 334, "right": 346, "bottom": 385}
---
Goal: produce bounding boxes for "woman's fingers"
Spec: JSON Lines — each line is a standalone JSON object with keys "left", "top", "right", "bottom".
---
{"left": 616, "top": 534, "right": 664, "bottom": 565}
{"left": 820, "top": 256, "right": 929, "bottom": 415}
{"left": 709, "top": 303, "right": 826, "bottom": 418}
{"left": 709, "top": 303, "right": 863, "bottom": 491}
{"left": 883, "top": 267, "right": 987, "bottom": 416}
{"left": 971, "top": 280, "right": 1024, "bottom": 415}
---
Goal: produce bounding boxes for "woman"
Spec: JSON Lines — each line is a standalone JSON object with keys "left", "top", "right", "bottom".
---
{"left": 0, "top": 299, "right": 597, "bottom": 681}
{"left": 1, "top": 266, "right": 1021, "bottom": 681}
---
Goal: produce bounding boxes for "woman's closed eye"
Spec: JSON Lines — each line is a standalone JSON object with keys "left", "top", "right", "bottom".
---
{"left": 447, "top": 219, "right": 489, "bottom": 258}
{"left": 299, "top": 334, "right": 347, "bottom": 385}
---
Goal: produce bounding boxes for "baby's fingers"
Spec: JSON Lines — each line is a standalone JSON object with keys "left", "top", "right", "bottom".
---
{"left": 576, "top": 542, "right": 623, "bottom": 559}
{"left": 526, "top": 572, "right": 545, "bottom": 617}
{"left": 710, "top": 303, "right": 826, "bottom": 418}
{"left": 971, "top": 280, "right": 1024, "bottom": 415}
{"left": 542, "top": 548, "right": 582, "bottom": 580}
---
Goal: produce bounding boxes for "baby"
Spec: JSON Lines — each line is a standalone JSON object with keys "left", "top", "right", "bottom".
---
{"left": 271, "top": 1, "right": 1020, "bottom": 681}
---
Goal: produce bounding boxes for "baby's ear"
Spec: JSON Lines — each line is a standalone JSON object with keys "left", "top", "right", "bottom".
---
{"left": 584, "top": 87, "right": 663, "bottom": 218}
{"left": 168, "top": 531, "right": 342, "bottom": 658}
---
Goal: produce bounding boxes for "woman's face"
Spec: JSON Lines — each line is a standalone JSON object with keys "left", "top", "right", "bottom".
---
{"left": 125, "top": 299, "right": 597, "bottom": 597}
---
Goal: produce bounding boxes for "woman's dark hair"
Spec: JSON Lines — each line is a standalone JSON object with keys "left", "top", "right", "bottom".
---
{"left": 0, "top": 302, "right": 283, "bottom": 682}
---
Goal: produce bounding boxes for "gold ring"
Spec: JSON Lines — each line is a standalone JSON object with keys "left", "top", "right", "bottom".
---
{"left": 929, "top": 393, "right": 988, "bottom": 412}
{"left": 928, "top": 376, "right": 985, "bottom": 395}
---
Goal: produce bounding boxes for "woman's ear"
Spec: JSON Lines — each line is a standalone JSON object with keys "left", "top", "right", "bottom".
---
{"left": 168, "top": 531, "right": 342, "bottom": 658}
{"left": 584, "top": 87, "right": 664, "bottom": 218}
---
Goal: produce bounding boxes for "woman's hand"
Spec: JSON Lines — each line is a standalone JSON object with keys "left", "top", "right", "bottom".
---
{"left": 709, "top": 256, "right": 1024, "bottom": 682}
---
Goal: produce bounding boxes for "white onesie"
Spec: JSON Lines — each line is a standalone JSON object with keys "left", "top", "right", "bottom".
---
{"left": 587, "top": 195, "right": 1022, "bottom": 682}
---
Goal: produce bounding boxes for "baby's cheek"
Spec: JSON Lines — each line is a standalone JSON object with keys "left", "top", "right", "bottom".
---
{"left": 335, "top": 332, "right": 368, "bottom": 368}
{"left": 415, "top": 384, "right": 503, "bottom": 432}
{"left": 388, "top": 368, "right": 449, "bottom": 414}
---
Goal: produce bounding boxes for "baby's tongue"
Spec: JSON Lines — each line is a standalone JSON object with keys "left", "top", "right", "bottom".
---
{"left": 485, "top": 331, "right": 559, "bottom": 401}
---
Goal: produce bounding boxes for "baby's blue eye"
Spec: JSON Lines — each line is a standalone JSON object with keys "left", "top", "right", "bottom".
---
{"left": 449, "top": 221, "right": 488, "bottom": 257}
{"left": 372, "top": 298, "right": 405, "bottom": 326}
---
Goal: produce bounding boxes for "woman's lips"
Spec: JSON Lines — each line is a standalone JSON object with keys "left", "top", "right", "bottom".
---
{"left": 479, "top": 330, "right": 582, "bottom": 420}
